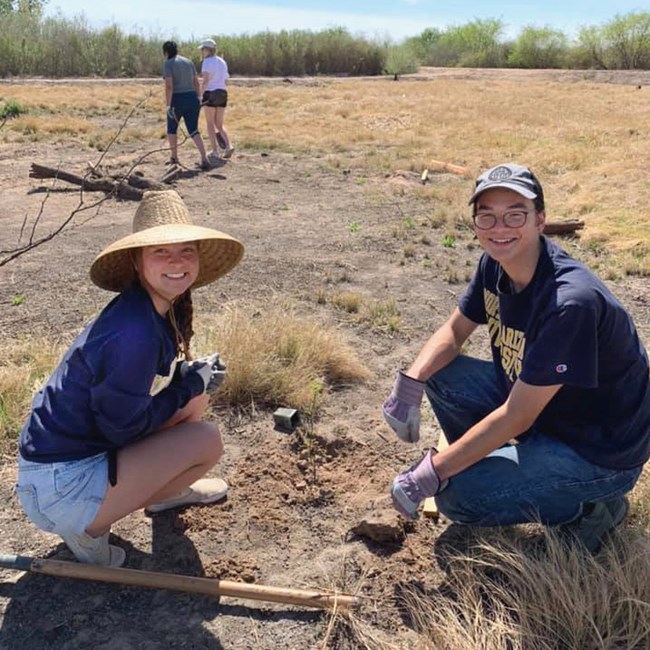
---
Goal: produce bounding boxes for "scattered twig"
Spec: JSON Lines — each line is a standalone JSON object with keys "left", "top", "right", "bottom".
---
{"left": 0, "top": 91, "right": 193, "bottom": 268}
{"left": 543, "top": 219, "right": 585, "bottom": 235}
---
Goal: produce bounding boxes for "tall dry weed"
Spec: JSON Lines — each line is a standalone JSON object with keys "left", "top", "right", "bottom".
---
{"left": 194, "top": 304, "right": 370, "bottom": 410}
{"left": 402, "top": 523, "right": 650, "bottom": 650}
{"left": 0, "top": 337, "right": 66, "bottom": 455}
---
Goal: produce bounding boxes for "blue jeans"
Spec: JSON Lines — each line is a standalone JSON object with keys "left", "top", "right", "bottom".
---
{"left": 425, "top": 356, "right": 642, "bottom": 526}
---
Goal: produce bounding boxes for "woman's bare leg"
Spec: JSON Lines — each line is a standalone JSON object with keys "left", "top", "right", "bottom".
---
{"left": 203, "top": 105, "right": 218, "bottom": 154}
{"left": 86, "top": 394, "right": 222, "bottom": 536}
{"left": 214, "top": 107, "right": 231, "bottom": 149}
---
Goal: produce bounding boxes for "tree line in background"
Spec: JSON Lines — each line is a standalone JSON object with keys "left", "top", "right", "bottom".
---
{"left": 0, "top": 2, "right": 649, "bottom": 78}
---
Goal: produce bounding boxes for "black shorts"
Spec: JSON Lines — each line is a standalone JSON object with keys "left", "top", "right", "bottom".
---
{"left": 202, "top": 89, "right": 228, "bottom": 108}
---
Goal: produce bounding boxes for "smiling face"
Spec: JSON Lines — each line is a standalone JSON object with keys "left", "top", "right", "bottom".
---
{"left": 472, "top": 187, "right": 546, "bottom": 276}
{"left": 135, "top": 242, "right": 200, "bottom": 314}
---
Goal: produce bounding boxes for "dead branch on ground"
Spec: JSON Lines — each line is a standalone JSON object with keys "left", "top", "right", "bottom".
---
{"left": 0, "top": 92, "right": 191, "bottom": 268}
{"left": 542, "top": 220, "right": 585, "bottom": 235}
{"left": 29, "top": 164, "right": 167, "bottom": 201}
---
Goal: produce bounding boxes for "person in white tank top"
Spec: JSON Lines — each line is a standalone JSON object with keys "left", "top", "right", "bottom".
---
{"left": 198, "top": 38, "right": 234, "bottom": 160}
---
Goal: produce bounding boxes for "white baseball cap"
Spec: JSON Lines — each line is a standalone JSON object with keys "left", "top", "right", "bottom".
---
{"left": 199, "top": 38, "right": 217, "bottom": 49}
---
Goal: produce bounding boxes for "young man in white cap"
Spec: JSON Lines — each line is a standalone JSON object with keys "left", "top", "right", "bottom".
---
{"left": 198, "top": 38, "right": 234, "bottom": 161}
{"left": 17, "top": 190, "right": 244, "bottom": 566}
{"left": 384, "top": 163, "right": 650, "bottom": 553}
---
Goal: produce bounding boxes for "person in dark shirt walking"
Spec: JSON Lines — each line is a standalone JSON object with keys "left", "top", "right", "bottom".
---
{"left": 162, "top": 40, "right": 210, "bottom": 170}
{"left": 384, "top": 163, "right": 650, "bottom": 553}
{"left": 17, "top": 190, "right": 244, "bottom": 566}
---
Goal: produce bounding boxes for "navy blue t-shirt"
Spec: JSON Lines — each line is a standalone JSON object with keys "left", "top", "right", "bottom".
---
{"left": 459, "top": 236, "right": 650, "bottom": 470}
{"left": 20, "top": 284, "right": 204, "bottom": 462}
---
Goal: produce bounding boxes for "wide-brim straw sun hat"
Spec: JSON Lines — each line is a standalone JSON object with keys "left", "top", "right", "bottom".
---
{"left": 90, "top": 190, "right": 244, "bottom": 292}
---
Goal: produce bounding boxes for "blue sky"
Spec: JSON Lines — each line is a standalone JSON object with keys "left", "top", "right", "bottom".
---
{"left": 44, "top": 0, "right": 647, "bottom": 41}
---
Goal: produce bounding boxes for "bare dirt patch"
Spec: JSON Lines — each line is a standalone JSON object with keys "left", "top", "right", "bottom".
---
{"left": 1, "top": 72, "right": 650, "bottom": 649}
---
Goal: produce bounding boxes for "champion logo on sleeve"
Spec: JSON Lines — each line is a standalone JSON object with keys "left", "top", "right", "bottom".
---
{"left": 555, "top": 363, "right": 568, "bottom": 374}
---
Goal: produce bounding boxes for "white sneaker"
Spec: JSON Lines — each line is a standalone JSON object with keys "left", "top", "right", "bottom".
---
{"left": 145, "top": 478, "right": 229, "bottom": 514}
{"left": 223, "top": 147, "right": 235, "bottom": 159}
{"left": 62, "top": 531, "right": 126, "bottom": 567}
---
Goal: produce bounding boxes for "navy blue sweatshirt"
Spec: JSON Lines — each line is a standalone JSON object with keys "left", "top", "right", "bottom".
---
{"left": 20, "top": 285, "right": 204, "bottom": 462}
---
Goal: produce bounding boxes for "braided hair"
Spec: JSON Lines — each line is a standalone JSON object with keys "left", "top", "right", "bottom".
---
{"left": 169, "top": 289, "right": 195, "bottom": 360}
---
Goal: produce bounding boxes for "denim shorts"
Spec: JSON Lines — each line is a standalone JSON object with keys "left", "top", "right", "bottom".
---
{"left": 16, "top": 453, "right": 108, "bottom": 536}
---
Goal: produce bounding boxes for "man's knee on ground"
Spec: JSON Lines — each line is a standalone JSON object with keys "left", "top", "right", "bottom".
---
{"left": 435, "top": 477, "right": 489, "bottom": 525}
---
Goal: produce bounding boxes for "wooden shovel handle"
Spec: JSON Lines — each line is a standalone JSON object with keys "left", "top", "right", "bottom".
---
{"left": 0, "top": 555, "right": 358, "bottom": 610}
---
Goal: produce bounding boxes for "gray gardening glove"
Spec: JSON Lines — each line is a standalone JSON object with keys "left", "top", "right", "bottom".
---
{"left": 180, "top": 354, "right": 227, "bottom": 393}
{"left": 391, "top": 449, "right": 449, "bottom": 520}
{"left": 382, "top": 371, "right": 425, "bottom": 443}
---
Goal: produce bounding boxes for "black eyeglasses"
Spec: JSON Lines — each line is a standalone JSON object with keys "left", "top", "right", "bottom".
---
{"left": 472, "top": 210, "right": 530, "bottom": 230}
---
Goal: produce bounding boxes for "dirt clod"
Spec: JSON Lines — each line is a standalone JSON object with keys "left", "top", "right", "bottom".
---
{"left": 349, "top": 504, "right": 406, "bottom": 543}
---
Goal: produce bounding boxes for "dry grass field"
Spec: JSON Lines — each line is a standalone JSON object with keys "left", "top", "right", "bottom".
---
{"left": 2, "top": 69, "right": 649, "bottom": 260}
{"left": 0, "top": 69, "right": 649, "bottom": 649}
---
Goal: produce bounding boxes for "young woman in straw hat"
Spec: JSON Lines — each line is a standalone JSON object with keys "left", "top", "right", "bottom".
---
{"left": 16, "top": 190, "right": 244, "bottom": 567}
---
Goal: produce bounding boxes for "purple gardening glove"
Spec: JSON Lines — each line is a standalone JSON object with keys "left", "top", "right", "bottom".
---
{"left": 382, "top": 371, "right": 425, "bottom": 443}
{"left": 391, "top": 449, "right": 449, "bottom": 520}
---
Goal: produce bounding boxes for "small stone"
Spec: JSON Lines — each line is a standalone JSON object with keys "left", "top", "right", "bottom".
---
{"left": 349, "top": 506, "right": 405, "bottom": 543}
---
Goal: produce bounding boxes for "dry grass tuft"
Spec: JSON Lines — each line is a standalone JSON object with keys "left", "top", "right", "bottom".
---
{"left": 310, "top": 557, "right": 401, "bottom": 650}
{"left": 403, "top": 512, "right": 650, "bottom": 650}
{"left": 194, "top": 304, "right": 371, "bottom": 410}
{"left": 364, "top": 299, "right": 400, "bottom": 332}
{"left": 331, "top": 291, "right": 364, "bottom": 313}
{"left": 0, "top": 337, "right": 67, "bottom": 455}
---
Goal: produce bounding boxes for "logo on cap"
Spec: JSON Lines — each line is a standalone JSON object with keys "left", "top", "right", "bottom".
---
{"left": 488, "top": 166, "right": 513, "bottom": 181}
{"left": 555, "top": 364, "right": 568, "bottom": 374}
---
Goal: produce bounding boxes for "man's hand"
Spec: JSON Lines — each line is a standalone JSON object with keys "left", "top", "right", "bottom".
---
{"left": 180, "top": 354, "right": 227, "bottom": 393}
{"left": 391, "top": 449, "right": 448, "bottom": 519}
{"left": 382, "top": 371, "right": 425, "bottom": 442}
{"left": 166, "top": 106, "right": 176, "bottom": 121}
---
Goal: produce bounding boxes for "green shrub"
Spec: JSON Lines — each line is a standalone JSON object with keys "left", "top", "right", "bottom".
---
{"left": 508, "top": 26, "right": 569, "bottom": 68}
{"left": 0, "top": 98, "right": 27, "bottom": 119}
{"left": 383, "top": 44, "right": 420, "bottom": 77}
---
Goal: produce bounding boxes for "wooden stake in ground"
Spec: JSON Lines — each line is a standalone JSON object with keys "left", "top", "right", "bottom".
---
{"left": 427, "top": 160, "right": 470, "bottom": 176}
{"left": 0, "top": 554, "right": 359, "bottom": 611}
{"left": 423, "top": 431, "right": 450, "bottom": 521}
